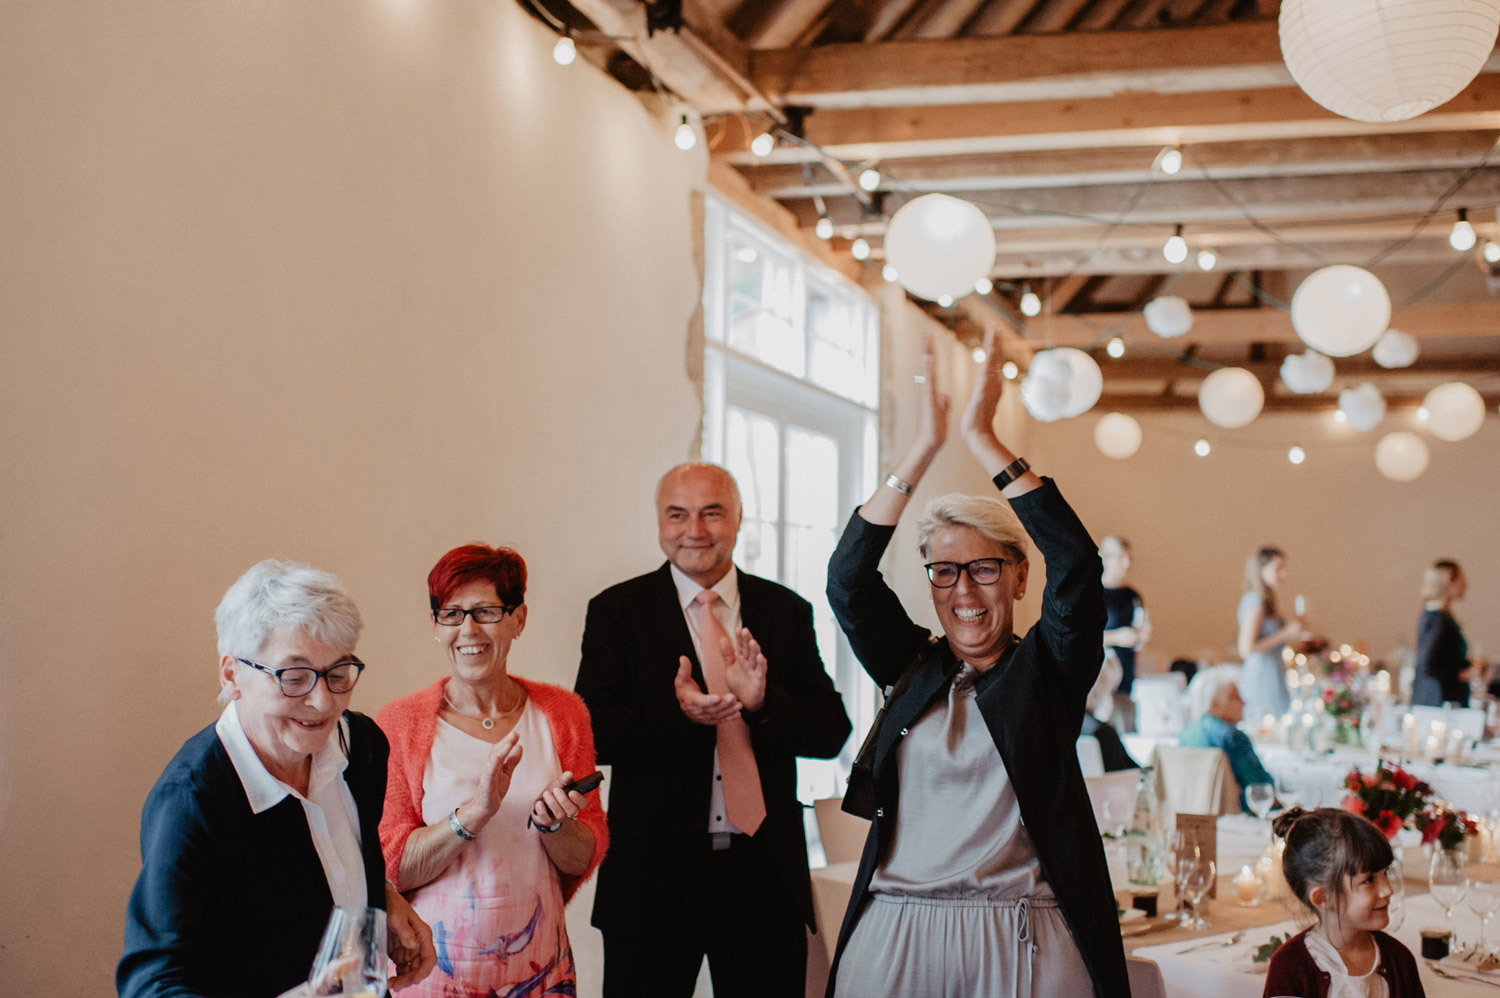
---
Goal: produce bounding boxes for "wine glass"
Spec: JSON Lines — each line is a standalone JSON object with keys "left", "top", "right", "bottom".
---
{"left": 1430, "top": 849, "right": 1469, "bottom": 946}
{"left": 1385, "top": 862, "right": 1405, "bottom": 933}
{"left": 1276, "top": 772, "right": 1302, "bottom": 809}
{"left": 1246, "top": 782, "right": 1275, "bottom": 839}
{"left": 309, "top": 906, "right": 388, "bottom": 997}
{"left": 1467, "top": 871, "right": 1500, "bottom": 956}
{"left": 1184, "top": 857, "right": 1217, "bottom": 931}
{"left": 1162, "top": 829, "right": 1191, "bottom": 923}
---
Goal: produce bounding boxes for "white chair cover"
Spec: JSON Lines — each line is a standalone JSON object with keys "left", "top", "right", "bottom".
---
{"left": 1076, "top": 735, "right": 1105, "bottom": 777}
{"left": 1131, "top": 676, "right": 1187, "bottom": 738}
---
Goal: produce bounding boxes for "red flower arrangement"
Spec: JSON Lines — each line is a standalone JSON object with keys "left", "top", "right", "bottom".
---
{"left": 1338, "top": 761, "right": 1433, "bottom": 841}
{"left": 1321, "top": 683, "right": 1365, "bottom": 722}
{"left": 1415, "top": 806, "right": 1480, "bottom": 851}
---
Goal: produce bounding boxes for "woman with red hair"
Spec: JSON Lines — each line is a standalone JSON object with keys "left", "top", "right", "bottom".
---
{"left": 377, "top": 544, "right": 607, "bottom": 997}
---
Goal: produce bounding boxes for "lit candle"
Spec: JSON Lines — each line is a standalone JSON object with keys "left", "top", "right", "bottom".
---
{"left": 1403, "top": 713, "right": 1418, "bottom": 758}
{"left": 1425, "top": 721, "right": 1446, "bottom": 762}
{"left": 1448, "top": 728, "right": 1465, "bottom": 763}
{"left": 1262, "top": 713, "right": 1277, "bottom": 737}
{"left": 1235, "top": 865, "right": 1260, "bottom": 904}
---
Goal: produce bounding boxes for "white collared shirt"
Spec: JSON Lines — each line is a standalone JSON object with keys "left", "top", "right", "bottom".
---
{"left": 216, "top": 701, "right": 367, "bottom": 909}
{"left": 669, "top": 563, "right": 749, "bottom": 836}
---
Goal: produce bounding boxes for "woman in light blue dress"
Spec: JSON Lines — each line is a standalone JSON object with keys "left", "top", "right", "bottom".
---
{"left": 1236, "top": 546, "right": 1307, "bottom": 723}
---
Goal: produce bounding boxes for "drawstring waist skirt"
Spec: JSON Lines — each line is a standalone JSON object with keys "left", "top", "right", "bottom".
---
{"left": 832, "top": 893, "right": 1092, "bottom": 998}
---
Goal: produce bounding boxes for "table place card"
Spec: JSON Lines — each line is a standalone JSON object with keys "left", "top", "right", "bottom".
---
{"left": 1178, "top": 812, "right": 1218, "bottom": 898}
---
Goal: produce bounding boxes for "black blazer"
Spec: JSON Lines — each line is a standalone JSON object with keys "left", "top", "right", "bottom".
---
{"left": 1412, "top": 608, "right": 1470, "bottom": 707}
{"left": 118, "top": 712, "right": 389, "bottom": 998}
{"left": 824, "top": 477, "right": 1128, "bottom": 998}
{"left": 575, "top": 563, "right": 852, "bottom": 934}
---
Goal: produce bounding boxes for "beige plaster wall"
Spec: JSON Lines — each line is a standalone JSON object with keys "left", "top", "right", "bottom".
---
{"left": 1030, "top": 408, "right": 1500, "bottom": 672}
{"left": 0, "top": 1, "right": 709, "bottom": 992}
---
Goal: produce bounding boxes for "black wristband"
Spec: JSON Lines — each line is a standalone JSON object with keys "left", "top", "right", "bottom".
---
{"left": 994, "top": 456, "right": 1030, "bottom": 489}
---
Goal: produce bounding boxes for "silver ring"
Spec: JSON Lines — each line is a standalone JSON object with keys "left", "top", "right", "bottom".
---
{"left": 913, "top": 374, "right": 928, "bottom": 384}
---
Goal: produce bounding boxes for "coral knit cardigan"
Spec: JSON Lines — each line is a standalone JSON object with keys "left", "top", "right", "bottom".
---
{"left": 376, "top": 676, "right": 608, "bottom": 904}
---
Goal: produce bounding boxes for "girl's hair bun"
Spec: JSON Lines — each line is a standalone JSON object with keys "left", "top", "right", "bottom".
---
{"left": 1271, "top": 806, "right": 1307, "bottom": 839}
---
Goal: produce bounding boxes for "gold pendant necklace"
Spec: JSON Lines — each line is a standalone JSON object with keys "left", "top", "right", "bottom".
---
{"left": 443, "top": 681, "right": 524, "bottom": 730}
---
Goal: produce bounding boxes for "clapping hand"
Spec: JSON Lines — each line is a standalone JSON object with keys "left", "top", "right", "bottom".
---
{"left": 674, "top": 658, "right": 743, "bottom": 726}
{"left": 465, "top": 731, "right": 523, "bottom": 826}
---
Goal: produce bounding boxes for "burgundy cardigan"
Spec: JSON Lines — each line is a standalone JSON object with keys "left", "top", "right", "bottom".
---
{"left": 1263, "top": 928, "right": 1425, "bottom": 998}
{"left": 376, "top": 675, "right": 608, "bottom": 903}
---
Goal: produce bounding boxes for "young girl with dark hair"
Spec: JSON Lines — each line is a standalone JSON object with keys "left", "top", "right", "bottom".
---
{"left": 1263, "top": 807, "right": 1424, "bottom": 998}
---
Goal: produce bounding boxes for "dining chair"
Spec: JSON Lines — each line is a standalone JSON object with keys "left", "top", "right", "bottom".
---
{"left": 1131, "top": 676, "right": 1188, "bottom": 738}
{"left": 1154, "top": 744, "right": 1239, "bottom": 823}
{"left": 1084, "top": 770, "right": 1140, "bottom": 833}
{"left": 811, "top": 797, "right": 871, "bottom": 865}
{"left": 1077, "top": 734, "right": 1106, "bottom": 777}
{"left": 1125, "top": 955, "right": 1166, "bottom": 998}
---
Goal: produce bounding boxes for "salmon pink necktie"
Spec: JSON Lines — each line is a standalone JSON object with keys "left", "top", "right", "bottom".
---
{"left": 695, "top": 590, "right": 766, "bottom": 835}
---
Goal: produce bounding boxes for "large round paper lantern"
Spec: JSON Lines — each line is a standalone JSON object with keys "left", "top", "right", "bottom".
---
{"left": 1280, "top": 351, "right": 1335, "bottom": 394}
{"left": 1198, "top": 367, "right": 1265, "bottom": 429}
{"left": 883, "top": 194, "right": 997, "bottom": 302}
{"left": 1143, "top": 296, "right": 1194, "bottom": 338}
{"left": 1423, "top": 381, "right": 1486, "bottom": 441}
{"left": 1290, "top": 265, "right": 1391, "bottom": 357}
{"left": 1372, "top": 328, "right": 1419, "bottom": 369}
{"left": 1020, "top": 348, "right": 1103, "bottom": 422}
{"left": 1338, "top": 383, "right": 1386, "bottom": 431}
{"left": 1094, "top": 412, "right": 1143, "bottom": 459}
{"left": 1375, "top": 431, "right": 1430, "bottom": 482}
{"left": 1280, "top": 0, "right": 1500, "bottom": 123}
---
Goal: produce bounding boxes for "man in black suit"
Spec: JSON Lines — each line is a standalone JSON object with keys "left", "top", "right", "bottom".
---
{"left": 576, "top": 462, "right": 852, "bottom": 997}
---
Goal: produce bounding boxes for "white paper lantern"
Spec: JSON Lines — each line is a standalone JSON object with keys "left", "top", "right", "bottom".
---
{"left": 1280, "top": 0, "right": 1500, "bottom": 123}
{"left": 1372, "top": 329, "right": 1419, "bottom": 369}
{"left": 1338, "top": 383, "right": 1387, "bottom": 431}
{"left": 1143, "top": 296, "right": 1194, "bottom": 338}
{"left": 1280, "top": 351, "right": 1335, "bottom": 394}
{"left": 1423, "top": 381, "right": 1486, "bottom": 441}
{"left": 1290, "top": 265, "right": 1391, "bottom": 357}
{"left": 883, "top": 194, "right": 997, "bottom": 302}
{"left": 1094, "top": 412, "right": 1143, "bottom": 459}
{"left": 1198, "top": 367, "right": 1265, "bottom": 429}
{"left": 1020, "top": 348, "right": 1104, "bottom": 422}
{"left": 1375, "top": 430, "right": 1430, "bottom": 482}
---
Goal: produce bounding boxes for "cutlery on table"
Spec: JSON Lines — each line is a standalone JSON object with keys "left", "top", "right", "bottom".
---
{"left": 1175, "top": 931, "right": 1244, "bottom": 955}
{"left": 1428, "top": 960, "right": 1500, "bottom": 988}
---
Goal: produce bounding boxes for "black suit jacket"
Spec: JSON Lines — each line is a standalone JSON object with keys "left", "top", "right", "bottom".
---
{"left": 118, "top": 712, "right": 388, "bottom": 998}
{"left": 575, "top": 563, "right": 852, "bottom": 935}
{"left": 824, "top": 478, "right": 1129, "bottom": 998}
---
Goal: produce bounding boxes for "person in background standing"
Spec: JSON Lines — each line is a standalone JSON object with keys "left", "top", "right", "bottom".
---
{"left": 1237, "top": 546, "right": 1308, "bottom": 723}
{"left": 1100, "top": 535, "right": 1148, "bottom": 731}
{"left": 1411, "top": 559, "right": 1481, "bottom": 708}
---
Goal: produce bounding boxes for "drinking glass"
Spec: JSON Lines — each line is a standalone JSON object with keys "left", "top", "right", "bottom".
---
{"left": 1430, "top": 849, "right": 1469, "bottom": 946}
{"left": 1276, "top": 772, "right": 1302, "bottom": 809}
{"left": 1162, "top": 829, "right": 1192, "bottom": 923}
{"left": 1184, "top": 857, "right": 1217, "bottom": 931}
{"left": 1246, "top": 782, "right": 1275, "bottom": 829}
{"left": 309, "top": 906, "right": 388, "bottom": 997}
{"left": 1467, "top": 871, "right": 1500, "bottom": 955}
{"left": 1385, "top": 862, "right": 1405, "bottom": 933}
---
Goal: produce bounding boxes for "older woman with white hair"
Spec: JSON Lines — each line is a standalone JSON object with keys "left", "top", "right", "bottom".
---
{"left": 1179, "top": 664, "right": 1274, "bottom": 813}
{"left": 119, "top": 560, "right": 435, "bottom": 998}
{"left": 823, "top": 331, "right": 1125, "bottom": 998}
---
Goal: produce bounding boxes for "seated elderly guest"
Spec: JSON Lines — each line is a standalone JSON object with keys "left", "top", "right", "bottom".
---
{"left": 119, "top": 560, "right": 435, "bottom": 998}
{"left": 1082, "top": 651, "right": 1139, "bottom": 772}
{"left": 378, "top": 544, "right": 607, "bottom": 998}
{"left": 1178, "top": 665, "right": 1273, "bottom": 813}
{"left": 824, "top": 331, "right": 1127, "bottom": 998}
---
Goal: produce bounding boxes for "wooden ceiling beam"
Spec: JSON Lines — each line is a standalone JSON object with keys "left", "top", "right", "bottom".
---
{"left": 740, "top": 0, "right": 837, "bottom": 49}
{"left": 568, "top": 0, "right": 753, "bottom": 111}
{"left": 1025, "top": 0, "right": 1105, "bottom": 33}
{"left": 1039, "top": 301, "right": 1500, "bottom": 347}
{"left": 750, "top": 20, "right": 1298, "bottom": 108}
{"left": 1093, "top": 355, "right": 1500, "bottom": 382}
{"left": 896, "top": 0, "right": 995, "bottom": 40}
{"left": 734, "top": 131, "right": 1500, "bottom": 198}
{"left": 1093, "top": 392, "right": 1500, "bottom": 411}
{"left": 718, "top": 77, "right": 1500, "bottom": 163}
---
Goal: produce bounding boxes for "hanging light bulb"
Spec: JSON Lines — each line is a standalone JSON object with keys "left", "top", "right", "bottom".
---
{"left": 972, "top": 347, "right": 987, "bottom": 364}
{"left": 1416, "top": 406, "right": 1430, "bottom": 421}
{"left": 1163, "top": 225, "right": 1188, "bottom": 264}
{"left": 1002, "top": 361, "right": 1019, "bottom": 380}
{"left": 1334, "top": 409, "right": 1348, "bottom": 424}
{"left": 1197, "top": 248, "right": 1217, "bottom": 271}
{"left": 674, "top": 115, "right": 696, "bottom": 151}
{"left": 975, "top": 277, "right": 993, "bottom": 295}
{"left": 552, "top": 35, "right": 577, "bottom": 66}
{"left": 1484, "top": 241, "right": 1500, "bottom": 263}
{"left": 938, "top": 295, "right": 955, "bottom": 307}
{"left": 1288, "top": 446, "right": 1307, "bottom": 465}
{"left": 1194, "top": 438, "right": 1211, "bottom": 457}
{"left": 814, "top": 216, "right": 834, "bottom": 240}
{"left": 1450, "top": 208, "right": 1476, "bottom": 251}
{"left": 882, "top": 263, "right": 898, "bottom": 282}
{"left": 750, "top": 131, "right": 775, "bottom": 158}
{"left": 1019, "top": 288, "right": 1042, "bottom": 317}
{"left": 858, "top": 168, "right": 881, "bottom": 192}
{"left": 1106, "top": 337, "right": 1125, "bottom": 359}
{"left": 851, "top": 237, "right": 870, "bottom": 261}
{"left": 1154, "top": 146, "right": 1184, "bottom": 175}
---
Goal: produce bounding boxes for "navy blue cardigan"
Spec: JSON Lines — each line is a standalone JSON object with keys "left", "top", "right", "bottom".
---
{"left": 118, "top": 711, "right": 388, "bottom": 998}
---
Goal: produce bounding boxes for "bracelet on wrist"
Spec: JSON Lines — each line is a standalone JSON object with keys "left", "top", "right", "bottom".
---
{"left": 449, "top": 807, "right": 476, "bottom": 841}
{"left": 884, "top": 473, "right": 914, "bottom": 496}
{"left": 529, "top": 815, "right": 565, "bottom": 833}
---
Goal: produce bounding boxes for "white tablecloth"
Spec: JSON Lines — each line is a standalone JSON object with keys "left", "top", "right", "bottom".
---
{"left": 1135, "top": 893, "right": 1499, "bottom": 998}
{"left": 1255, "top": 743, "right": 1500, "bottom": 816}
